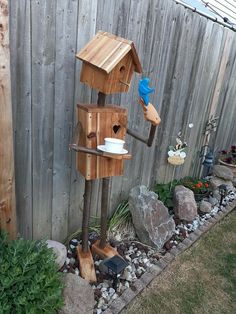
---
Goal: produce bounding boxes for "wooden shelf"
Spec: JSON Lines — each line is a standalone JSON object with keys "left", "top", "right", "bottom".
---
{"left": 100, "top": 151, "right": 132, "bottom": 160}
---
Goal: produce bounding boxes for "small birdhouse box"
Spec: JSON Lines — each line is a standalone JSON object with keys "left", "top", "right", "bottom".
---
{"left": 76, "top": 31, "right": 142, "bottom": 94}
{"left": 77, "top": 104, "right": 128, "bottom": 180}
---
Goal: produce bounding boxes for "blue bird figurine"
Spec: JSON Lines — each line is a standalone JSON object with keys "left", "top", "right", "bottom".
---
{"left": 138, "top": 77, "right": 155, "bottom": 105}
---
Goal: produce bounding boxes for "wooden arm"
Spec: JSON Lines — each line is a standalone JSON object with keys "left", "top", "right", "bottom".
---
{"left": 69, "top": 144, "right": 132, "bottom": 160}
{"left": 126, "top": 98, "right": 160, "bottom": 147}
{"left": 127, "top": 124, "right": 157, "bottom": 147}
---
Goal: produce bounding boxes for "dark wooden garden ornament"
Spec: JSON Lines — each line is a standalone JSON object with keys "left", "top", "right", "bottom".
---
{"left": 70, "top": 31, "right": 161, "bottom": 282}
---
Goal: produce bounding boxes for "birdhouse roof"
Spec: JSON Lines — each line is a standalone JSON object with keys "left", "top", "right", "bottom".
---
{"left": 76, "top": 31, "right": 142, "bottom": 74}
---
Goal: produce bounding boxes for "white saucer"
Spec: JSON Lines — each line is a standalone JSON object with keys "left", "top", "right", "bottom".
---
{"left": 97, "top": 145, "right": 128, "bottom": 155}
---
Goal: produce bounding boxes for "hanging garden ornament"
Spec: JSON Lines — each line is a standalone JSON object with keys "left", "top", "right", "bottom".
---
{"left": 167, "top": 123, "right": 194, "bottom": 166}
{"left": 167, "top": 152, "right": 186, "bottom": 165}
{"left": 167, "top": 146, "right": 187, "bottom": 166}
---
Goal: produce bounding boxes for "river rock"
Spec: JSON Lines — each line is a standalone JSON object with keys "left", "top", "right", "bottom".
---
{"left": 208, "top": 196, "right": 218, "bottom": 206}
{"left": 60, "top": 273, "right": 95, "bottom": 314}
{"left": 129, "top": 185, "right": 175, "bottom": 249}
{"left": 233, "top": 178, "right": 236, "bottom": 187}
{"left": 173, "top": 185, "right": 198, "bottom": 222}
{"left": 46, "top": 240, "right": 67, "bottom": 269}
{"left": 209, "top": 177, "right": 234, "bottom": 191}
{"left": 213, "top": 165, "right": 234, "bottom": 181}
{"left": 199, "top": 200, "right": 212, "bottom": 213}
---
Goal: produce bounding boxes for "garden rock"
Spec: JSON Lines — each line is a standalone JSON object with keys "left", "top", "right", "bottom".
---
{"left": 60, "top": 273, "right": 95, "bottom": 314}
{"left": 46, "top": 240, "right": 67, "bottom": 269}
{"left": 208, "top": 196, "right": 218, "bottom": 206}
{"left": 233, "top": 178, "right": 236, "bottom": 187}
{"left": 129, "top": 185, "right": 175, "bottom": 249}
{"left": 209, "top": 177, "right": 234, "bottom": 192}
{"left": 173, "top": 185, "right": 198, "bottom": 221}
{"left": 213, "top": 165, "right": 234, "bottom": 181}
{"left": 199, "top": 200, "right": 212, "bottom": 213}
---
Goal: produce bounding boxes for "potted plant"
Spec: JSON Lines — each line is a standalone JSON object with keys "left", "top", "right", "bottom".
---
{"left": 218, "top": 145, "right": 236, "bottom": 176}
{"left": 180, "top": 177, "right": 211, "bottom": 202}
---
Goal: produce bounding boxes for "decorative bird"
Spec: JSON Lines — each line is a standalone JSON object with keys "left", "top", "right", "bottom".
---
{"left": 138, "top": 77, "right": 155, "bottom": 105}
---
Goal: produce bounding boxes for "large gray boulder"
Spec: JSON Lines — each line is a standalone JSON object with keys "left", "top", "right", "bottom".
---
{"left": 209, "top": 177, "right": 234, "bottom": 192}
{"left": 46, "top": 240, "right": 67, "bottom": 269}
{"left": 128, "top": 185, "right": 175, "bottom": 249}
{"left": 60, "top": 273, "right": 95, "bottom": 314}
{"left": 174, "top": 185, "right": 198, "bottom": 222}
{"left": 213, "top": 165, "right": 234, "bottom": 181}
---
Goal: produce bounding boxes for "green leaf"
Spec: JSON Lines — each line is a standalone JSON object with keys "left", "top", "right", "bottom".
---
{"left": 0, "top": 232, "right": 64, "bottom": 313}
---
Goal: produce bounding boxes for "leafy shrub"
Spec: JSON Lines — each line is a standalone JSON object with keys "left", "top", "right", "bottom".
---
{"left": 153, "top": 177, "right": 211, "bottom": 208}
{"left": 0, "top": 232, "right": 64, "bottom": 314}
{"left": 153, "top": 179, "right": 180, "bottom": 208}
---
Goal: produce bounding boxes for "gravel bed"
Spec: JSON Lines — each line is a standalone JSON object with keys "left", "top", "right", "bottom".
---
{"left": 59, "top": 190, "right": 236, "bottom": 313}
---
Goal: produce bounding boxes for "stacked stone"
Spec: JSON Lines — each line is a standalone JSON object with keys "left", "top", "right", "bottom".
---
{"left": 210, "top": 165, "right": 235, "bottom": 198}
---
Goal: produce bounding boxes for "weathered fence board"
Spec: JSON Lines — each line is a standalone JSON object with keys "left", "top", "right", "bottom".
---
{"left": 10, "top": 0, "right": 31, "bottom": 239}
{"left": 31, "top": 0, "right": 56, "bottom": 239}
{"left": 9, "top": 0, "right": 236, "bottom": 241}
{"left": 0, "top": 0, "right": 17, "bottom": 239}
{"left": 68, "top": 0, "right": 98, "bottom": 235}
{"left": 52, "top": 0, "right": 79, "bottom": 241}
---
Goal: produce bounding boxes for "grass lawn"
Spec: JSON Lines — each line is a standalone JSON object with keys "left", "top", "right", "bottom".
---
{"left": 124, "top": 210, "right": 236, "bottom": 314}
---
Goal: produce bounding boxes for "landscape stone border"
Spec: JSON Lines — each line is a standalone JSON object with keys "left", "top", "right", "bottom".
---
{"left": 103, "top": 200, "right": 236, "bottom": 314}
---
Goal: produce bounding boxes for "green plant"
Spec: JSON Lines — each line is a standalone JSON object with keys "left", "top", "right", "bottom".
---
{"left": 108, "top": 200, "right": 131, "bottom": 231}
{"left": 153, "top": 179, "right": 180, "bottom": 208}
{"left": 0, "top": 232, "right": 64, "bottom": 314}
{"left": 180, "top": 177, "right": 210, "bottom": 195}
{"left": 153, "top": 177, "right": 211, "bottom": 208}
{"left": 65, "top": 200, "right": 132, "bottom": 244}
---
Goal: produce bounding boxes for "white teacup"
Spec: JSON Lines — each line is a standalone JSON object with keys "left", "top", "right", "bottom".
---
{"left": 104, "top": 138, "right": 125, "bottom": 153}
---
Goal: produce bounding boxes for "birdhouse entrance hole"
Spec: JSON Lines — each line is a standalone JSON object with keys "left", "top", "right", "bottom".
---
{"left": 120, "top": 66, "right": 125, "bottom": 73}
{"left": 113, "top": 125, "right": 121, "bottom": 134}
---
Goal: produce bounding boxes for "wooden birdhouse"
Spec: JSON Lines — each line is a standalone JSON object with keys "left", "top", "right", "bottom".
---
{"left": 77, "top": 104, "right": 128, "bottom": 180}
{"left": 76, "top": 31, "right": 142, "bottom": 94}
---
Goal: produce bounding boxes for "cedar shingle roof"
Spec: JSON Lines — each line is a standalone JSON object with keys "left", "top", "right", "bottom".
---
{"left": 76, "top": 31, "right": 142, "bottom": 74}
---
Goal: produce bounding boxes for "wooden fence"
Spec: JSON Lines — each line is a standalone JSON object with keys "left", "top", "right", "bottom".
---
{"left": 9, "top": 0, "right": 236, "bottom": 241}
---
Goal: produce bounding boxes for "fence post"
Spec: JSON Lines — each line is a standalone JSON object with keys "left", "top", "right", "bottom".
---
{"left": 0, "top": 0, "right": 17, "bottom": 239}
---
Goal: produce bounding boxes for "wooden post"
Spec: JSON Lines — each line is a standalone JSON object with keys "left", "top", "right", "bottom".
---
{"left": 91, "top": 92, "right": 118, "bottom": 258}
{"left": 0, "top": 0, "right": 17, "bottom": 239}
{"left": 97, "top": 91, "right": 106, "bottom": 106}
{"left": 81, "top": 180, "right": 92, "bottom": 252}
{"left": 147, "top": 125, "right": 157, "bottom": 147}
{"left": 99, "top": 177, "right": 110, "bottom": 248}
{"left": 96, "top": 92, "right": 110, "bottom": 249}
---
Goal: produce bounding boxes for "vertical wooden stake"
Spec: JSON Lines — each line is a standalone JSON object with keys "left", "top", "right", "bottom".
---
{"left": 99, "top": 177, "right": 110, "bottom": 248}
{"left": 0, "top": 0, "right": 17, "bottom": 238}
{"left": 81, "top": 180, "right": 92, "bottom": 252}
{"left": 96, "top": 92, "right": 110, "bottom": 249}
